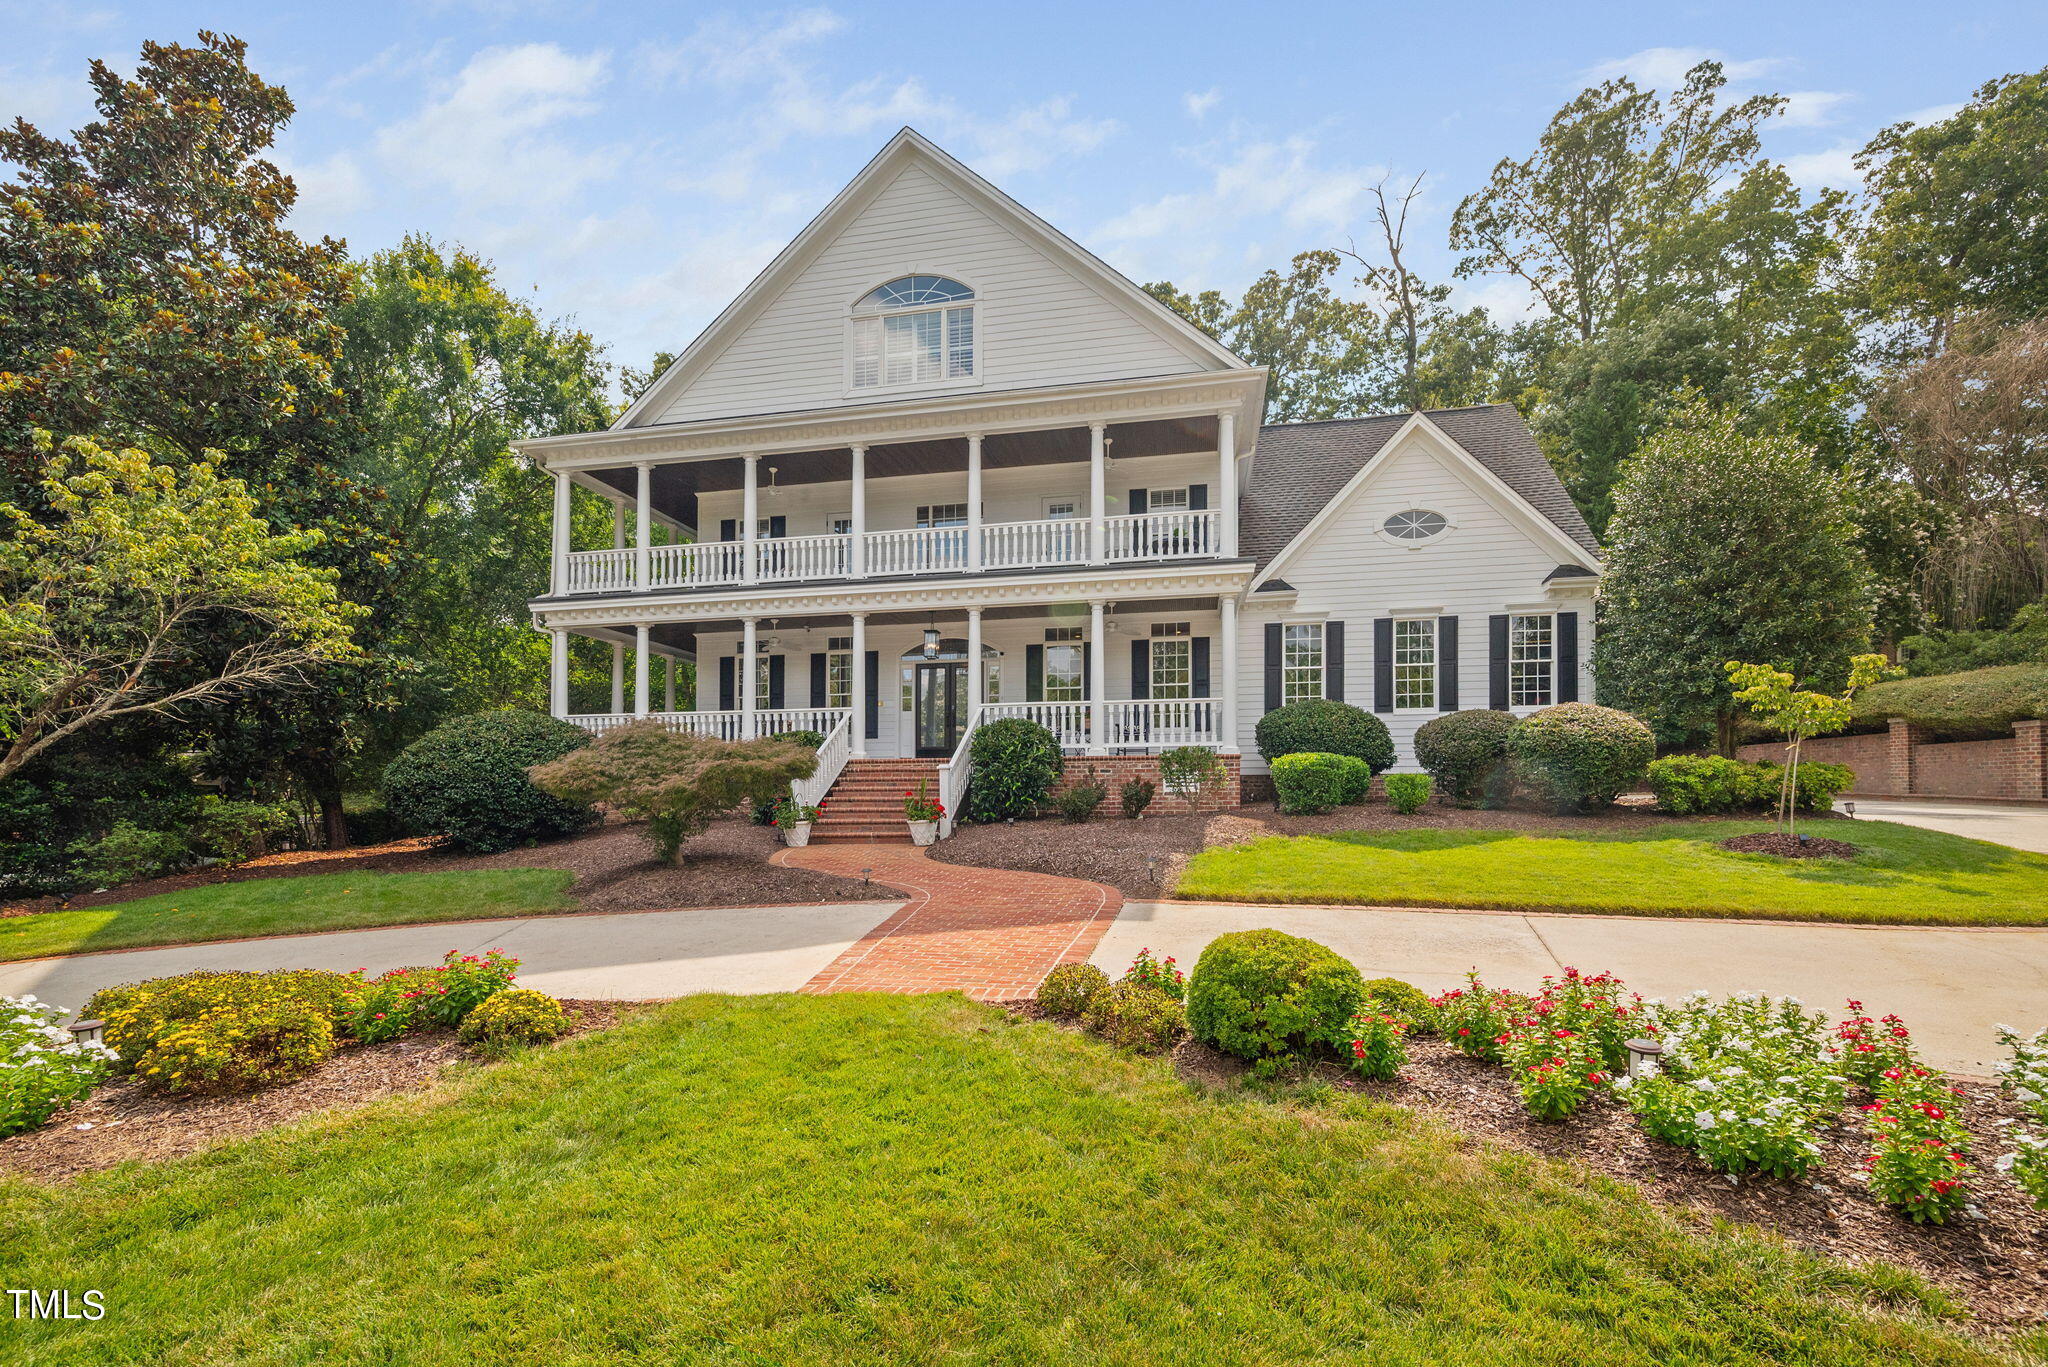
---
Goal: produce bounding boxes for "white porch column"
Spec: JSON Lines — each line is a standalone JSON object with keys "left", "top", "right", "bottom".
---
{"left": 966, "top": 433, "right": 984, "bottom": 573}
{"left": 849, "top": 613, "right": 868, "bottom": 757}
{"left": 664, "top": 655, "right": 676, "bottom": 713}
{"left": 1088, "top": 598, "right": 1108, "bottom": 754}
{"left": 1218, "top": 594, "right": 1240, "bottom": 753}
{"left": 548, "top": 628, "right": 569, "bottom": 719}
{"left": 1087, "top": 422, "right": 1107, "bottom": 564}
{"left": 849, "top": 445, "right": 867, "bottom": 578}
{"left": 967, "top": 607, "right": 984, "bottom": 710}
{"left": 610, "top": 640, "right": 625, "bottom": 714}
{"left": 741, "top": 453, "right": 760, "bottom": 585}
{"left": 613, "top": 501, "right": 627, "bottom": 549}
{"left": 634, "top": 461, "right": 653, "bottom": 588}
{"left": 740, "top": 616, "right": 758, "bottom": 739}
{"left": 550, "top": 471, "right": 571, "bottom": 594}
{"left": 1217, "top": 410, "right": 1239, "bottom": 558}
{"left": 634, "top": 625, "right": 651, "bottom": 717}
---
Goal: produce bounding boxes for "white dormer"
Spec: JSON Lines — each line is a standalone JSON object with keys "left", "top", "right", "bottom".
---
{"left": 847, "top": 273, "right": 978, "bottom": 393}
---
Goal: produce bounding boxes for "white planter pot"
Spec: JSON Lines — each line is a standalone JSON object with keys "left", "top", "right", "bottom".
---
{"left": 782, "top": 822, "right": 812, "bottom": 848}
{"left": 907, "top": 819, "right": 938, "bottom": 846}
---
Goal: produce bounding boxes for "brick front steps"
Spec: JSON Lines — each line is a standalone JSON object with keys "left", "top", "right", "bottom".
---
{"left": 809, "top": 758, "right": 943, "bottom": 844}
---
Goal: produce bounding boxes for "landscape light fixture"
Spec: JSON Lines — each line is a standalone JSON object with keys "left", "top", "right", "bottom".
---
{"left": 1624, "top": 1038, "right": 1664, "bottom": 1079}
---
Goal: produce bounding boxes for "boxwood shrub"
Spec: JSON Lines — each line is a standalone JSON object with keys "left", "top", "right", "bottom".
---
{"left": 1082, "top": 980, "right": 1183, "bottom": 1054}
{"left": 1333, "top": 754, "right": 1374, "bottom": 804}
{"left": 1254, "top": 700, "right": 1395, "bottom": 773}
{"left": 1270, "top": 752, "right": 1348, "bottom": 814}
{"left": 1508, "top": 703, "right": 1655, "bottom": 813}
{"left": 1186, "top": 928, "right": 1365, "bottom": 1064}
{"left": 1038, "top": 962, "right": 1110, "bottom": 1018}
{"left": 1851, "top": 664, "right": 2048, "bottom": 739}
{"left": 1383, "top": 773, "right": 1434, "bottom": 814}
{"left": 382, "top": 710, "right": 596, "bottom": 853}
{"left": 1646, "top": 754, "right": 1856, "bottom": 814}
{"left": 1359, "top": 976, "right": 1432, "bottom": 1025}
{"left": 965, "top": 718, "right": 1063, "bottom": 822}
{"left": 1414, "top": 708, "right": 1517, "bottom": 806}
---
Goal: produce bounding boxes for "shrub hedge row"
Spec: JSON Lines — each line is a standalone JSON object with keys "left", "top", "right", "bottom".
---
{"left": 1851, "top": 664, "right": 2048, "bottom": 739}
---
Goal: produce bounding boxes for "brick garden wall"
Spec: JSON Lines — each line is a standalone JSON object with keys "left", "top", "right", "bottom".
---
{"left": 1050, "top": 754, "right": 1242, "bottom": 814}
{"left": 1736, "top": 719, "right": 2048, "bottom": 801}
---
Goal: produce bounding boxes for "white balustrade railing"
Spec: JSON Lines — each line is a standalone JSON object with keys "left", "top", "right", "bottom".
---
{"left": 566, "top": 709, "right": 851, "bottom": 742}
{"left": 564, "top": 548, "right": 636, "bottom": 594}
{"left": 980, "top": 700, "right": 1094, "bottom": 750}
{"left": 1103, "top": 509, "right": 1221, "bottom": 562}
{"left": 1101, "top": 699, "right": 1221, "bottom": 749}
{"left": 649, "top": 540, "right": 744, "bottom": 589}
{"left": 758, "top": 533, "right": 852, "bottom": 583}
{"left": 980, "top": 517, "right": 1089, "bottom": 570}
{"left": 934, "top": 705, "right": 981, "bottom": 840}
{"left": 789, "top": 712, "right": 852, "bottom": 811}
{"left": 863, "top": 526, "right": 969, "bottom": 577}
{"left": 754, "top": 708, "right": 851, "bottom": 738}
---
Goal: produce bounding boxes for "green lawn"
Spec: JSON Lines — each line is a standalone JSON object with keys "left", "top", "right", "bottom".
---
{"left": 0, "top": 994, "right": 2011, "bottom": 1365}
{"left": 0, "top": 869, "right": 576, "bottom": 963}
{"left": 1175, "top": 818, "right": 2048, "bottom": 925}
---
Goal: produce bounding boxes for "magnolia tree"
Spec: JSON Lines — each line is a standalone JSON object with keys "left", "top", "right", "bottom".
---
{"left": 1725, "top": 654, "right": 1897, "bottom": 837}
{"left": 0, "top": 435, "right": 359, "bottom": 783}
{"left": 527, "top": 722, "right": 817, "bottom": 864}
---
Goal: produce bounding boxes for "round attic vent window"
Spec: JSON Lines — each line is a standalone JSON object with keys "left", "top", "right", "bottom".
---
{"left": 1382, "top": 509, "right": 1448, "bottom": 541}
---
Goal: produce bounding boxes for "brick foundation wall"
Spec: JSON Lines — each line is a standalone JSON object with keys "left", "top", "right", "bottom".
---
{"left": 1050, "top": 754, "right": 1242, "bottom": 814}
{"left": 1736, "top": 719, "right": 2048, "bottom": 801}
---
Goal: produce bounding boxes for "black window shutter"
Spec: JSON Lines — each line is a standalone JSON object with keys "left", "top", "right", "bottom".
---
{"left": 1082, "top": 643, "right": 1093, "bottom": 700}
{"left": 1263, "top": 623, "right": 1282, "bottom": 711}
{"left": 1558, "top": 612, "right": 1580, "bottom": 702}
{"left": 1129, "top": 488, "right": 1148, "bottom": 515}
{"left": 1325, "top": 621, "right": 1346, "bottom": 702}
{"left": 1026, "top": 644, "right": 1044, "bottom": 701}
{"left": 1187, "top": 483, "right": 1208, "bottom": 510}
{"left": 718, "top": 656, "right": 735, "bottom": 711}
{"left": 864, "top": 652, "right": 880, "bottom": 738}
{"left": 767, "top": 655, "right": 785, "bottom": 709}
{"left": 768, "top": 515, "right": 787, "bottom": 538}
{"left": 1192, "top": 637, "right": 1211, "bottom": 698}
{"left": 719, "top": 519, "right": 737, "bottom": 542}
{"left": 1438, "top": 617, "right": 1459, "bottom": 711}
{"left": 1130, "top": 639, "right": 1150, "bottom": 700}
{"left": 1372, "top": 619, "right": 1394, "bottom": 713}
{"left": 810, "top": 653, "right": 828, "bottom": 708}
{"left": 1489, "top": 615, "right": 1511, "bottom": 710}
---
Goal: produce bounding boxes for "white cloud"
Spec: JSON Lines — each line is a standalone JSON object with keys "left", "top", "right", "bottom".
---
{"left": 1584, "top": 46, "right": 1787, "bottom": 90}
{"left": 375, "top": 43, "right": 619, "bottom": 207}
{"left": 1781, "top": 144, "right": 1864, "bottom": 191}
{"left": 1448, "top": 274, "right": 1546, "bottom": 322}
{"left": 1183, "top": 88, "right": 1221, "bottom": 120}
{"left": 1777, "top": 89, "right": 1853, "bottom": 128}
{"left": 1898, "top": 100, "right": 1965, "bottom": 128}
{"left": 0, "top": 59, "right": 89, "bottom": 132}
{"left": 277, "top": 149, "right": 372, "bottom": 231}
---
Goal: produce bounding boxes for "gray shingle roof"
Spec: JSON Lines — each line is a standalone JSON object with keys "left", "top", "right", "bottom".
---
{"left": 1240, "top": 403, "right": 1600, "bottom": 570}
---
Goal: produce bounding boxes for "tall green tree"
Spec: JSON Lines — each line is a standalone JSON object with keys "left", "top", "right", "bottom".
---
{"left": 1594, "top": 401, "right": 1874, "bottom": 752}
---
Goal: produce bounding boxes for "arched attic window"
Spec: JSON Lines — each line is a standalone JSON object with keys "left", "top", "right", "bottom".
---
{"left": 851, "top": 275, "right": 976, "bottom": 389}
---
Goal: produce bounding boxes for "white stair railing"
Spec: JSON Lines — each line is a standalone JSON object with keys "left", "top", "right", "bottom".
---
{"left": 980, "top": 517, "right": 1089, "bottom": 570}
{"left": 564, "top": 548, "right": 636, "bottom": 594}
{"left": 1102, "top": 509, "right": 1221, "bottom": 562}
{"left": 933, "top": 704, "right": 982, "bottom": 839}
{"left": 788, "top": 712, "right": 852, "bottom": 810}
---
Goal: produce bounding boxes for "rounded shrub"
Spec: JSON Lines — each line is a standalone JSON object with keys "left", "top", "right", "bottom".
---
{"left": 1508, "top": 703, "right": 1655, "bottom": 813}
{"left": 965, "top": 718, "right": 1063, "bottom": 823}
{"left": 1270, "top": 752, "right": 1347, "bottom": 815}
{"left": 1383, "top": 772, "right": 1434, "bottom": 814}
{"left": 132, "top": 999, "right": 334, "bottom": 1094}
{"left": 459, "top": 988, "right": 572, "bottom": 1050}
{"left": 1185, "top": 928, "right": 1366, "bottom": 1063}
{"left": 1038, "top": 962, "right": 1110, "bottom": 1018}
{"left": 382, "top": 710, "right": 596, "bottom": 853}
{"left": 1255, "top": 700, "right": 1396, "bottom": 773}
{"left": 1359, "top": 977, "right": 1432, "bottom": 1024}
{"left": 1332, "top": 754, "right": 1374, "bottom": 805}
{"left": 1645, "top": 754, "right": 1752, "bottom": 814}
{"left": 1082, "top": 980, "right": 1183, "bottom": 1054}
{"left": 1414, "top": 709, "right": 1517, "bottom": 807}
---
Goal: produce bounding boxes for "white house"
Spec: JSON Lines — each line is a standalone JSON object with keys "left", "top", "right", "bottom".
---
{"left": 519, "top": 129, "right": 1601, "bottom": 838}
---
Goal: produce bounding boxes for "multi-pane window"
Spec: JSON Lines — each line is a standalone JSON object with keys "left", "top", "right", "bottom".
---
{"left": 1044, "top": 497, "right": 1079, "bottom": 519}
{"left": 1150, "top": 622, "right": 1193, "bottom": 699}
{"left": 825, "top": 635, "right": 853, "bottom": 710}
{"left": 1044, "top": 626, "right": 1085, "bottom": 702}
{"left": 851, "top": 275, "right": 975, "bottom": 389}
{"left": 1508, "top": 614, "right": 1554, "bottom": 708}
{"left": 1147, "top": 487, "right": 1190, "bottom": 512}
{"left": 1281, "top": 623, "right": 1324, "bottom": 705}
{"left": 916, "top": 503, "right": 968, "bottom": 528}
{"left": 828, "top": 514, "right": 852, "bottom": 535}
{"left": 1393, "top": 619, "right": 1436, "bottom": 710}
{"left": 985, "top": 664, "right": 1002, "bottom": 703}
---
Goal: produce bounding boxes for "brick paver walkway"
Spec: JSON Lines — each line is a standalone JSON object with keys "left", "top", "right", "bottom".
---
{"left": 773, "top": 843, "right": 1122, "bottom": 1000}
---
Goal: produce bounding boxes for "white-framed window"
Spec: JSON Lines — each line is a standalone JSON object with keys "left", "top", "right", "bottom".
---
{"left": 1044, "top": 626, "right": 1085, "bottom": 702}
{"left": 851, "top": 275, "right": 975, "bottom": 389}
{"left": 986, "top": 663, "right": 1002, "bottom": 703}
{"left": 826, "top": 635, "right": 853, "bottom": 710}
{"left": 828, "top": 514, "right": 852, "bottom": 535}
{"left": 1393, "top": 619, "right": 1437, "bottom": 710}
{"left": 916, "top": 503, "right": 968, "bottom": 528}
{"left": 1150, "top": 622, "right": 1193, "bottom": 699}
{"left": 1043, "top": 496, "right": 1080, "bottom": 520}
{"left": 1281, "top": 623, "right": 1324, "bottom": 705}
{"left": 1146, "top": 487, "right": 1191, "bottom": 512}
{"left": 1509, "top": 614, "right": 1555, "bottom": 708}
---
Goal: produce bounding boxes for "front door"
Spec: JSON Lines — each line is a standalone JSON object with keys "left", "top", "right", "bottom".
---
{"left": 913, "top": 662, "right": 968, "bottom": 757}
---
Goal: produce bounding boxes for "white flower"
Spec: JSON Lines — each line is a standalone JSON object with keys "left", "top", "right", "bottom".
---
{"left": 1695, "top": 1112, "right": 1718, "bottom": 1130}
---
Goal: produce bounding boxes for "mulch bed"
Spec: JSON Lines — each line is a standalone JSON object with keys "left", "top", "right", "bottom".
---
{"left": 2, "top": 819, "right": 878, "bottom": 920}
{"left": 938, "top": 798, "right": 1804, "bottom": 898}
{"left": 1720, "top": 831, "right": 1861, "bottom": 860}
{"left": 0, "top": 1000, "right": 635, "bottom": 1183}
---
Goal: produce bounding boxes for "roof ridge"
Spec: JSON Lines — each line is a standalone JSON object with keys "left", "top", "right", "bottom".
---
{"left": 1259, "top": 402, "right": 1511, "bottom": 432}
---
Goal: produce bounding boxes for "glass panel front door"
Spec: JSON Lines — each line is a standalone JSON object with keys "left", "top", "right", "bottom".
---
{"left": 914, "top": 662, "right": 968, "bottom": 756}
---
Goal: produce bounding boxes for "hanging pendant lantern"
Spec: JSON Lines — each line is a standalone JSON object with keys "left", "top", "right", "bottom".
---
{"left": 922, "top": 623, "right": 941, "bottom": 658}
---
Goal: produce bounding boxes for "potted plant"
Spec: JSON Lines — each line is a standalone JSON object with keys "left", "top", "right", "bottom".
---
{"left": 771, "top": 795, "right": 822, "bottom": 847}
{"left": 903, "top": 779, "right": 945, "bottom": 846}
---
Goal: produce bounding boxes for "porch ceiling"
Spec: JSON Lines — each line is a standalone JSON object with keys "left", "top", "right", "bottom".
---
{"left": 579, "top": 416, "right": 1220, "bottom": 526}
{"left": 631, "top": 595, "right": 1224, "bottom": 643}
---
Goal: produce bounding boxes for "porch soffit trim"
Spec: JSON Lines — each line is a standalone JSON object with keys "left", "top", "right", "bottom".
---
{"left": 530, "top": 563, "right": 1255, "bottom": 631}
{"left": 519, "top": 371, "right": 1265, "bottom": 471}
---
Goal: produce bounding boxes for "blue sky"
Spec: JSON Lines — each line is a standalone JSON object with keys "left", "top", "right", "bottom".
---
{"left": 5, "top": 1, "right": 2041, "bottom": 376}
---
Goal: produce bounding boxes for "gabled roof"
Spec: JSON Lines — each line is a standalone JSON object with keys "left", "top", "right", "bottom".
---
{"left": 614, "top": 127, "right": 1250, "bottom": 430}
{"left": 1239, "top": 403, "right": 1600, "bottom": 571}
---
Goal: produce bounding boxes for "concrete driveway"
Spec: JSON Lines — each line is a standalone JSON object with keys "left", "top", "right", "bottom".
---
{"left": 0, "top": 902, "right": 903, "bottom": 1017}
{"left": 1097, "top": 901, "right": 2048, "bottom": 1075}
{"left": 1839, "top": 797, "right": 2048, "bottom": 855}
